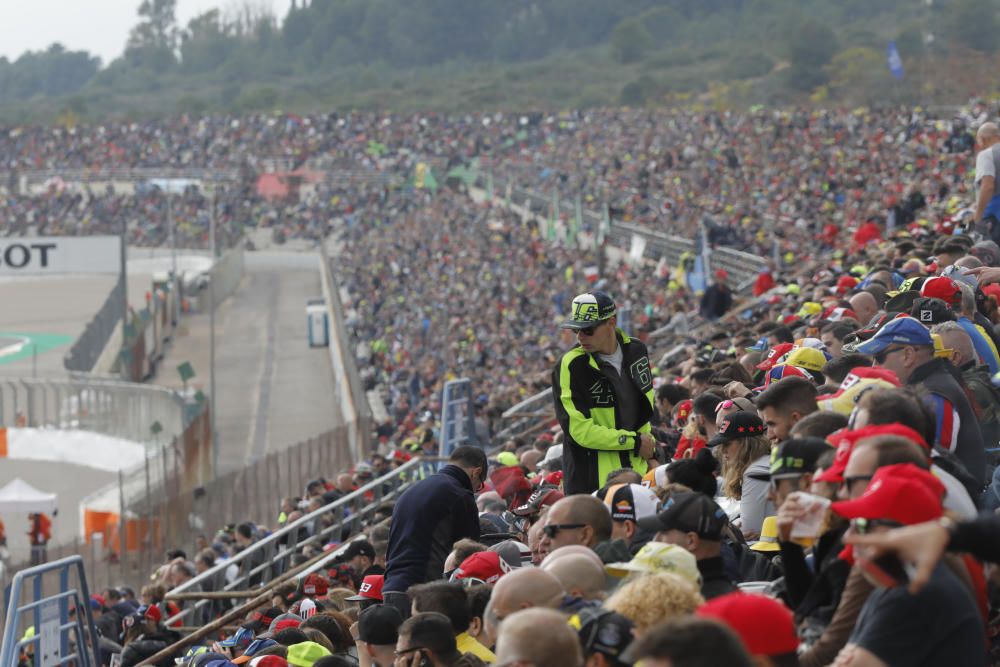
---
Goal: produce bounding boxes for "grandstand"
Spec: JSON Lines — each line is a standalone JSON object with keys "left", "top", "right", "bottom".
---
{"left": 2, "top": 101, "right": 999, "bottom": 666}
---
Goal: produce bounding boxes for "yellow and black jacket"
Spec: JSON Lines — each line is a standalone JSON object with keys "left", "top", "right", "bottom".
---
{"left": 552, "top": 329, "right": 654, "bottom": 495}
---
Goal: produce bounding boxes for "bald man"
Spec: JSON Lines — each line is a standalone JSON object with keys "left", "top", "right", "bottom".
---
{"left": 485, "top": 568, "right": 565, "bottom": 635}
{"left": 538, "top": 495, "right": 614, "bottom": 560}
{"left": 495, "top": 608, "right": 582, "bottom": 667}
{"left": 849, "top": 291, "right": 879, "bottom": 328}
{"left": 975, "top": 122, "right": 1000, "bottom": 233}
{"left": 539, "top": 545, "right": 605, "bottom": 569}
{"left": 542, "top": 553, "right": 608, "bottom": 601}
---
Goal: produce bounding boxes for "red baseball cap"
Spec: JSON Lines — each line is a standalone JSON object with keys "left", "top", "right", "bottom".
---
{"left": 814, "top": 424, "right": 929, "bottom": 484}
{"left": 272, "top": 618, "right": 301, "bottom": 632}
{"left": 920, "top": 276, "right": 962, "bottom": 307}
{"left": 831, "top": 463, "right": 945, "bottom": 525}
{"left": 300, "top": 573, "right": 329, "bottom": 597}
{"left": 696, "top": 592, "right": 798, "bottom": 657}
{"left": 755, "top": 343, "right": 794, "bottom": 372}
{"left": 835, "top": 275, "right": 859, "bottom": 296}
{"left": 452, "top": 551, "right": 509, "bottom": 585}
{"left": 345, "top": 574, "right": 384, "bottom": 602}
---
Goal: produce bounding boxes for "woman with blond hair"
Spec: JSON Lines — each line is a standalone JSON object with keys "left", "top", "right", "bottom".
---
{"left": 708, "top": 411, "right": 773, "bottom": 540}
{"left": 604, "top": 572, "right": 704, "bottom": 635}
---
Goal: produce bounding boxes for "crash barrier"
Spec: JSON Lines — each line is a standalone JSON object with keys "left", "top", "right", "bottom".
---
{"left": 63, "top": 277, "right": 126, "bottom": 374}
{"left": 320, "top": 237, "right": 373, "bottom": 460}
{"left": 7, "top": 168, "right": 242, "bottom": 193}
{"left": 193, "top": 242, "right": 245, "bottom": 314}
{"left": 161, "top": 455, "right": 425, "bottom": 629}
{"left": 440, "top": 379, "right": 478, "bottom": 456}
{"left": 117, "top": 280, "right": 179, "bottom": 382}
{"left": 0, "top": 376, "right": 188, "bottom": 443}
{"left": 0, "top": 556, "right": 101, "bottom": 667}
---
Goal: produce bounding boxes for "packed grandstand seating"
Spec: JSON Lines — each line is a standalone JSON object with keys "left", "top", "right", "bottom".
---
{"left": 8, "top": 101, "right": 1000, "bottom": 666}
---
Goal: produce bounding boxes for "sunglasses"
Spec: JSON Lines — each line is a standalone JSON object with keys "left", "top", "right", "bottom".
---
{"left": 576, "top": 320, "right": 608, "bottom": 336}
{"left": 873, "top": 346, "right": 907, "bottom": 365}
{"left": 851, "top": 518, "right": 903, "bottom": 534}
{"left": 841, "top": 474, "right": 874, "bottom": 493}
{"left": 542, "top": 523, "right": 586, "bottom": 538}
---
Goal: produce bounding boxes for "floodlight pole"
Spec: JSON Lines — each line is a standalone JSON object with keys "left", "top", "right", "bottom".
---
{"left": 208, "top": 184, "right": 219, "bottom": 476}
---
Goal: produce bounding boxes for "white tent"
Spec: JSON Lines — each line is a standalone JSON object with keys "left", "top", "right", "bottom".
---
{"left": 0, "top": 478, "right": 58, "bottom": 514}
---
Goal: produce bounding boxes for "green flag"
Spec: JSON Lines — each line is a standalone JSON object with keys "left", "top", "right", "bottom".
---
{"left": 177, "top": 361, "right": 195, "bottom": 383}
{"left": 570, "top": 195, "right": 582, "bottom": 245}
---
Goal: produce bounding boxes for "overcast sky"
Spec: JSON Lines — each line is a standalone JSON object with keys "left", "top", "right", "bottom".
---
{"left": 1, "top": 0, "right": 280, "bottom": 65}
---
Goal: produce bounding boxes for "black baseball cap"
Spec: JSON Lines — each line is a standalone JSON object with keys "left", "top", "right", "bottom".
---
{"left": 707, "top": 411, "right": 766, "bottom": 448}
{"left": 570, "top": 608, "right": 635, "bottom": 667}
{"left": 342, "top": 540, "right": 376, "bottom": 561}
{"left": 883, "top": 290, "right": 920, "bottom": 313}
{"left": 754, "top": 436, "right": 832, "bottom": 481}
{"left": 561, "top": 291, "right": 617, "bottom": 330}
{"left": 358, "top": 604, "right": 403, "bottom": 646}
{"left": 637, "top": 492, "right": 727, "bottom": 541}
{"left": 909, "top": 297, "right": 955, "bottom": 326}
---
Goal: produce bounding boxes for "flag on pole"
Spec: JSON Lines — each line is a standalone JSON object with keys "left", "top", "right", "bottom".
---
{"left": 887, "top": 41, "right": 904, "bottom": 81}
{"left": 547, "top": 191, "right": 557, "bottom": 241}
{"left": 487, "top": 170, "right": 495, "bottom": 201}
{"left": 570, "top": 195, "right": 583, "bottom": 245}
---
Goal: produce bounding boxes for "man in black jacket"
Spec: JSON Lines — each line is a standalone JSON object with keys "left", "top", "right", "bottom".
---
{"left": 383, "top": 446, "right": 486, "bottom": 618}
{"left": 552, "top": 291, "right": 656, "bottom": 495}
{"left": 857, "top": 316, "right": 986, "bottom": 483}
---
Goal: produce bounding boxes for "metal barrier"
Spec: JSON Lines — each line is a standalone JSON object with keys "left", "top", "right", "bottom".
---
{"left": 320, "top": 237, "right": 373, "bottom": 459}
{"left": 479, "top": 173, "right": 766, "bottom": 292}
{"left": 0, "top": 376, "right": 187, "bottom": 443}
{"left": 164, "top": 456, "right": 425, "bottom": 626}
{"left": 0, "top": 556, "right": 101, "bottom": 667}
{"left": 64, "top": 277, "right": 126, "bottom": 373}
{"left": 440, "top": 379, "right": 477, "bottom": 455}
{"left": 193, "top": 243, "right": 246, "bottom": 313}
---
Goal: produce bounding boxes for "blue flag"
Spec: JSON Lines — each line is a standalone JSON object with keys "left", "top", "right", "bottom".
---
{"left": 887, "top": 41, "right": 904, "bottom": 80}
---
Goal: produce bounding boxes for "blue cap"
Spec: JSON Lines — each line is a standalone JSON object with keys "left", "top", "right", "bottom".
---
{"left": 747, "top": 336, "right": 769, "bottom": 352}
{"left": 855, "top": 316, "right": 933, "bottom": 356}
{"left": 241, "top": 638, "right": 278, "bottom": 657}
{"left": 217, "top": 626, "right": 255, "bottom": 649}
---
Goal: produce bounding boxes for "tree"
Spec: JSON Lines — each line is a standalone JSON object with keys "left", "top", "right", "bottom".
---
{"left": 611, "top": 17, "right": 652, "bottom": 64}
{"left": 949, "top": 0, "right": 998, "bottom": 53}
{"left": 826, "top": 47, "right": 895, "bottom": 105}
{"left": 125, "top": 0, "right": 179, "bottom": 71}
{"left": 783, "top": 18, "right": 838, "bottom": 91}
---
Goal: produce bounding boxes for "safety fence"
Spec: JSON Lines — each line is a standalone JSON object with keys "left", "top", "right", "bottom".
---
{"left": 193, "top": 243, "right": 246, "bottom": 314}
{"left": 320, "top": 237, "right": 374, "bottom": 460}
{"left": 63, "top": 277, "right": 126, "bottom": 374}
{"left": 480, "top": 172, "right": 766, "bottom": 292}
{"left": 0, "top": 376, "right": 187, "bottom": 442}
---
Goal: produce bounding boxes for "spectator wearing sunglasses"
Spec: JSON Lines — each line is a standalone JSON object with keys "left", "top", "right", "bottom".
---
{"left": 394, "top": 612, "right": 486, "bottom": 667}
{"left": 856, "top": 316, "right": 986, "bottom": 483}
{"left": 538, "top": 495, "right": 627, "bottom": 564}
{"left": 553, "top": 291, "right": 657, "bottom": 495}
{"left": 830, "top": 464, "right": 985, "bottom": 667}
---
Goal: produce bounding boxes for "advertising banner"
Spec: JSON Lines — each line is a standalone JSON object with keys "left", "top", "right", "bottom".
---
{"left": 0, "top": 236, "right": 121, "bottom": 275}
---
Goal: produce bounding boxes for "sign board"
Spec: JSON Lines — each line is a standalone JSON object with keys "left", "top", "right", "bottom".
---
{"left": 629, "top": 233, "right": 647, "bottom": 264}
{"left": 38, "top": 598, "right": 60, "bottom": 667}
{"left": 0, "top": 236, "right": 121, "bottom": 275}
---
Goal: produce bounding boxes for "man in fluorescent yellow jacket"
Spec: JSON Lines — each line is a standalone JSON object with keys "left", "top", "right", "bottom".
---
{"left": 552, "top": 291, "right": 656, "bottom": 495}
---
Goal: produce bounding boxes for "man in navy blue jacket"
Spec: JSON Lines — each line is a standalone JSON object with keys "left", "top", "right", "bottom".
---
{"left": 383, "top": 446, "right": 486, "bottom": 618}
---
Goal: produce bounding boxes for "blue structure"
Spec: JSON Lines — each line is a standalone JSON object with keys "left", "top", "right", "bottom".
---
{"left": 1, "top": 556, "right": 101, "bottom": 667}
{"left": 439, "top": 378, "right": 478, "bottom": 457}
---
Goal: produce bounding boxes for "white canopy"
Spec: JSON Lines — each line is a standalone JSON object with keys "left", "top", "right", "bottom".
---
{"left": 0, "top": 478, "right": 58, "bottom": 514}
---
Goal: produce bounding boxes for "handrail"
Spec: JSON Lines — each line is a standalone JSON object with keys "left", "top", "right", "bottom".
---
{"left": 0, "top": 555, "right": 101, "bottom": 667}
{"left": 163, "top": 456, "right": 426, "bottom": 626}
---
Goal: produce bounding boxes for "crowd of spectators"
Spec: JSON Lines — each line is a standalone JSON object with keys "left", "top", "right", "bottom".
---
{"left": 11, "top": 101, "right": 1000, "bottom": 666}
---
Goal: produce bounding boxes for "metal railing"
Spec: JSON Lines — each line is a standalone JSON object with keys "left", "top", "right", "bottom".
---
{"left": 480, "top": 173, "right": 767, "bottom": 292}
{"left": 0, "top": 376, "right": 187, "bottom": 443}
{"left": 0, "top": 556, "right": 101, "bottom": 667}
{"left": 164, "top": 456, "right": 425, "bottom": 626}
